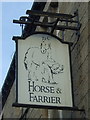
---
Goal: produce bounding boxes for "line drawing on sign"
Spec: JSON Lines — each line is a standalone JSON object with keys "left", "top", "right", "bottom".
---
{"left": 24, "top": 36, "right": 64, "bottom": 84}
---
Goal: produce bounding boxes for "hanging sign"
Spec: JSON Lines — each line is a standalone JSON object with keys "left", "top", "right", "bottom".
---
{"left": 15, "top": 32, "right": 73, "bottom": 108}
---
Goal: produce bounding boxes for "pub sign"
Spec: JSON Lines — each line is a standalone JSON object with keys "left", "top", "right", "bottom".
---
{"left": 16, "top": 32, "right": 73, "bottom": 108}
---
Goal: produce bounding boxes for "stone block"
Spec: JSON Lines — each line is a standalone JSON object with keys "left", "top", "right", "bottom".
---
{"left": 72, "top": 56, "right": 88, "bottom": 92}
{"left": 74, "top": 77, "right": 88, "bottom": 105}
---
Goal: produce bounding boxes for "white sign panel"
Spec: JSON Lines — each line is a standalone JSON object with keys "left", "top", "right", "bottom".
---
{"left": 16, "top": 33, "right": 73, "bottom": 108}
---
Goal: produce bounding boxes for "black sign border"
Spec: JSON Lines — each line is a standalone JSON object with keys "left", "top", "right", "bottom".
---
{"left": 13, "top": 31, "right": 75, "bottom": 111}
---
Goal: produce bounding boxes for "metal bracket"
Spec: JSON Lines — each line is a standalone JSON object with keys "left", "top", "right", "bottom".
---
{"left": 13, "top": 10, "right": 81, "bottom": 42}
{"left": 74, "top": 10, "right": 81, "bottom": 40}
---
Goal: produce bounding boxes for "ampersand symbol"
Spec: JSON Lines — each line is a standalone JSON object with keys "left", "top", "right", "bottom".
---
{"left": 56, "top": 88, "right": 62, "bottom": 94}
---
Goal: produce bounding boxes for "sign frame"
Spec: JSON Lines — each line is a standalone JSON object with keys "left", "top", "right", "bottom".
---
{"left": 13, "top": 32, "right": 75, "bottom": 110}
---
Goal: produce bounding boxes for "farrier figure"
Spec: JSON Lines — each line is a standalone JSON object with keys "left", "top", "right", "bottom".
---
{"left": 24, "top": 37, "right": 64, "bottom": 84}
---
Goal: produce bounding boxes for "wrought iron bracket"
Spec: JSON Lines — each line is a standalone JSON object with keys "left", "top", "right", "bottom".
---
{"left": 13, "top": 10, "right": 81, "bottom": 42}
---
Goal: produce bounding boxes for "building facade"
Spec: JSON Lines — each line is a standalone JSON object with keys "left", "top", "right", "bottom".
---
{"left": 1, "top": 1, "right": 89, "bottom": 119}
